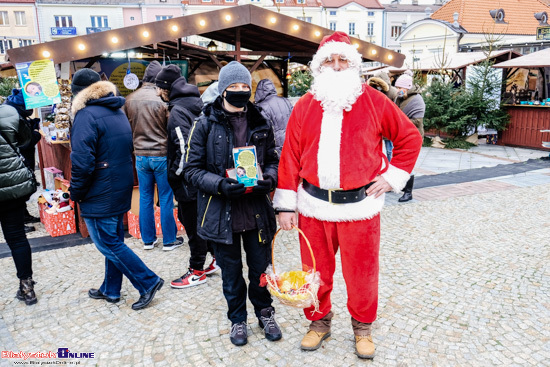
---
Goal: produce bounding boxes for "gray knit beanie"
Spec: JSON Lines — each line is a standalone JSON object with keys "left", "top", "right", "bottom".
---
{"left": 217, "top": 61, "right": 251, "bottom": 95}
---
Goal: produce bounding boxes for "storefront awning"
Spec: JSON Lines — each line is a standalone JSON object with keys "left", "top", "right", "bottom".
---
{"left": 493, "top": 48, "right": 550, "bottom": 69}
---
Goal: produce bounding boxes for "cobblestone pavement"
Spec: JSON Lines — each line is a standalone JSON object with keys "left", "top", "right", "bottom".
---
{"left": 1, "top": 184, "right": 549, "bottom": 367}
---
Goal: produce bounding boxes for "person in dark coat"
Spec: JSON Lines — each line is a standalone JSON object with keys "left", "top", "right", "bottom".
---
{"left": 0, "top": 104, "right": 38, "bottom": 305}
{"left": 254, "top": 79, "right": 293, "bottom": 155}
{"left": 159, "top": 71, "right": 219, "bottom": 289}
{"left": 70, "top": 68, "right": 164, "bottom": 311}
{"left": 4, "top": 88, "right": 42, "bottom": 227}
{"left": 182, "top": 61, "right": 282, "bottom": 346}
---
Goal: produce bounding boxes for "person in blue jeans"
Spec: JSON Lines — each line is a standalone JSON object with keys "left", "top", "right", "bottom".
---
{"left": 123, "top": 61, "right": 181, "bottom": 251}
{"left": 70, "top": 69, "right": 163, "bottom": 311}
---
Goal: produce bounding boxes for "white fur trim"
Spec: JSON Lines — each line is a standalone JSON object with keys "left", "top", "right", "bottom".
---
{"left": 317, "top": 110, "right": 343, "bottom": 189}
{"left": 297, "top": 184, "right": 384, "bottom": 222}
{"left": 381, "top": 164, "right": 411, "bottom": 193}
{"left": 310, "top": 41, "right": 362, "bottom": 76}
{"left": 273, "top": 188, "right": 297, "bottom": 211}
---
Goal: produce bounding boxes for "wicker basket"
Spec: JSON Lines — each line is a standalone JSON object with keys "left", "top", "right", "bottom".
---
{"left": 266, "top": 226, "right": 320, "bottom": 309}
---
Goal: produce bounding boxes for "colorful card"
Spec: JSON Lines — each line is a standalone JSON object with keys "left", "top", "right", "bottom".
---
{"left": 232, "top": 146, "right": 259, "bottom": 187}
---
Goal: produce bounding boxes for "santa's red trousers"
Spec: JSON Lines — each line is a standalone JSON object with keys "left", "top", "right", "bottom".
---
{"left": 299, "top": 213, "right": 380, "bottom": 323}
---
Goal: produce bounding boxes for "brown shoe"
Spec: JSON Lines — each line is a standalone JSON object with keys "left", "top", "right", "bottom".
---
{"left": 300, "top": 330, "right": 331, "bottom": 351}
{"left": 355, "top": 335, "right": 375, "bottom": 359}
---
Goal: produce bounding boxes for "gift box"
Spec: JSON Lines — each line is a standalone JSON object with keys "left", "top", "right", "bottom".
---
{"left": 486, "top": 134, "right": 498, "bottom": 145}
{"left": 43, "top": 167, "right": 64, "bottom": 191}
{"left": 127, "top": 207, "right": 185, "bottom": 239}
{"left": 38, "top": 203, "right": 77, "bottom": 237}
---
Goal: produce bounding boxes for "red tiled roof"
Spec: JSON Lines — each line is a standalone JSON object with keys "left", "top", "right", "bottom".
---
{"left": 321, "top": 0, "right": 384, "bottom": 9}
{"left": 430, "top": 0, "right": 550, "bottom": 35}
{"left": 0, "top": 0, "right": 35, "bottom": 3}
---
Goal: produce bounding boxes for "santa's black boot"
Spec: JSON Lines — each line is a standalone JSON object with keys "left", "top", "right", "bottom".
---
{"left": 398, "top": 175, "right": 414, "bottom": 202}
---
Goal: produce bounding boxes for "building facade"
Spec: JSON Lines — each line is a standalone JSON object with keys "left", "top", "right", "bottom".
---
{"left": 0, "top": 0, "right": 39, "bottom": 61}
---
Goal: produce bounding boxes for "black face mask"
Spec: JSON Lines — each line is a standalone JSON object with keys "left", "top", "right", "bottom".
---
{"left": 224, "top": 90, "right": 251, "bottom": 108}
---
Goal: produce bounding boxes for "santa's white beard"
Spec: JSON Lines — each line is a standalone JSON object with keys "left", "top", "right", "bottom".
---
{"left": 311, "top": 67, "right": 363, "bottom": 112}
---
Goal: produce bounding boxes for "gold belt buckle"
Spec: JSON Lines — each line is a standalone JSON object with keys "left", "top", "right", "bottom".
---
{"left": 327, "top": 188, "right": 342, "bottom": 204}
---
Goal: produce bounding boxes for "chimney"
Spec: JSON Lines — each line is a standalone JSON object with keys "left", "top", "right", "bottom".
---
{"left": 412, "top": 0, "right": 418, "bottom": 5}
{"left": 453, "top": 12, "right": 460, "bottom": 27}
{"left": 425, "top": 7, "right": 433, "bottom": 17}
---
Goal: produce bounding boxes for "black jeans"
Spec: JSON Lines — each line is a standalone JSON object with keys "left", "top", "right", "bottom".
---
{"left": 212, "top": 230, "right": 273, "bottom": 324}
{"left": 178, "top": 200, "right": 212, "bottom": 270}
{"left": 0, "top": 203, "right": 33, "bottom": 279}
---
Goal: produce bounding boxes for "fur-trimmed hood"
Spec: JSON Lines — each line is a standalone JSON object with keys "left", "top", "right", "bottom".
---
{"left": 71, "top": 81, "right": 123, "bottom": 116}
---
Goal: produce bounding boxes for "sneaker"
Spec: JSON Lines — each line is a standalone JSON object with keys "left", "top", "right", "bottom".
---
{"left": 163, "top": 239, "right": 183, "bottom": 251}
{"left": 143, "top": 238, "right": 160, "bottom": 250}
{"left": 230, "top": 321, "right": 248, "bottom": 346}
{"left": 170, "top": 268, "right": 206, "bottom": 289}
{"left": 204, "top": 258, "right": 220, "bottom": 275}
{"left": 258, "top": 306, "right": 282, "bottom": 341}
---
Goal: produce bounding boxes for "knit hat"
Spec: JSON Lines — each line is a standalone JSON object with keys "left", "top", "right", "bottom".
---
{"left": 395, "top": 74, "right": 413, "bottom": 90}
{"left": 310, "top": 31, "right": 362, "bottom": 76}
{"left": 217, "top": 61, "right": 252, "bottom": 95}
{"left": 71, "top": 68, "right": 101, "bottom": 95}
{"left": 155, "top": 64, "right": 181, "bottom": 90}
{"left": 142, "top": 60, "right": 163, "bottom": 83}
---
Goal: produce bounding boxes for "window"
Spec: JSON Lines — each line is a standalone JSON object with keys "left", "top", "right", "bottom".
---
{"left": 160, "top": 0, "right": 167, "bottom": 2}
{"left": 297, "top": 0, "right": 305, "bottom": 4}
{"left": 329, "top": 11, "right": 337, "bottom": 16}
{"left": 15, "top": 11, "right": 26, "bottom": 26}
{"left": 367, "top": 22, "right": 374, "bottom": 36}
{"left": 226, "top": 44, "right": 235, "bottom": 51}
{"left": 156, "top": 15, "right": 173, "bottom": 21}
{"left": 226, "top": 0, "right": 235, "bottom": 2}
{"left": 368, "top": 11, "right": 374, "bottom": 16}
{"left": 198, "top": 41, "right": 209, "bottom": 47}
{"left": 130, "top": 16, "right": 135, "bottom": 21}
{"left": 0, "top": 39, "right": 13, "bottom": 54}
{"left": 329, "top": 22, "right": 336, "bottom": 31}
{"left": 19, "top": 39, "right": 33, "bottom": 47}
{"left": 349, "top": 22, "right": 355, "bottom": 35}
{"left": 391, "top": 25, "right": 402, "bottom": 38}
{"left": 54, "top": 16, "right": 73, "bottom": 28}
{"left": 0, "top": 11, "right": 8, "bottom": 26}
{"left": 91, "top": 16, "right": 108, "bottom": 28}
{"left": 297, "top": 17, "right": 312, "bottom": 23}
{"left": 275, "top": 0, "right": 284, "bottom": 3}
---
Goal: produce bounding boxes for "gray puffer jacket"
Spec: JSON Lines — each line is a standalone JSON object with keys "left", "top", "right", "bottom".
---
{"left": 0, "top": 104, "right": 33, "bottom": 202}
{"left": 254, "top": 79, "right": 292, "bottom": 155}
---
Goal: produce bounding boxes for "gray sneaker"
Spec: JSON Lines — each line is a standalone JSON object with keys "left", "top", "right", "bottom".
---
{"left": 259, "top": 306, "right": 282, "bottom": 341}
{"left": 163, "top": 238, "right": 183, "bottom": 251}
{"left": 230, "top": 321, "right": 248, "bottom": 346}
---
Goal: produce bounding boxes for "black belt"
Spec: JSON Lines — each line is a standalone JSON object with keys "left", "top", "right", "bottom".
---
{"left": 302, "top": 179, "right": 373, "bottom": 204}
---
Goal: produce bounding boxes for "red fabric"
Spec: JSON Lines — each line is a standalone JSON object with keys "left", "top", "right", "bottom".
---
{"left": 277, "top": 84, "right": 422, "bottom": 193}
{"left": 319, "top": 31, "right": 352, "bottom": 49}
{"left": 299, "top": 214, "right": 380, "bottom": 323}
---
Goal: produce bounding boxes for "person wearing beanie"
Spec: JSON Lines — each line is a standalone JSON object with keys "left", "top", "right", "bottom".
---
{"left": 71, "top": 68, "right": 101, "bottom": 96}
{"left": 123, "top": 61, "right": 182, "bottom": 251}
{"left": 182, "top": 61, "right": 282, "bottom": 346}
{"left": 4, "top": 88, "right": 42, "bottom": 227}
{"left": 274, "top": 31, "right": 422, "bottom": 359}
{"left": 70, "top": 70, "right": 164, "bottom": 311}
{"left": 162, "top": 74, "right": 220, "bottom": 290}
{"left": 394, "top": 71, "right": 425, "bottom": 203}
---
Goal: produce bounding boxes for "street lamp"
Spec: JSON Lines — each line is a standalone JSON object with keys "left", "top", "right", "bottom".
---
{"left": 207, "top": 40, "right": 218, "bottom": 52}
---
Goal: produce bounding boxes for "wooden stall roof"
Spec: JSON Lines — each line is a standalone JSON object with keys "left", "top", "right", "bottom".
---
{"left": 493, "top": 48, "right": 550, "bottom": 69}
{"left": 6, "top": 5, "right": 404, "bottom": 67}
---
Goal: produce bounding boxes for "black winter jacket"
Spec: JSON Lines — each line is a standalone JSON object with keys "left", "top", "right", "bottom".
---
{"left": 182, "top": 96, "right": 279, "bottom": 245}
{"left": 254, "top": 79, "right": 292, "bottom": 155}
{"left": 166, "top": 77, "right": 204, "bottom": 202}
{"left": 70, "top": 81, "right": 134, "bottom": 218}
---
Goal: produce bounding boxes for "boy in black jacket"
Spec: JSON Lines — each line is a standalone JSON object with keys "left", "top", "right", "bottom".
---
{"left": 157, "top": 65, "right": 219, "bottom": 289}
{"left": 182, "top": 61, "right": 281, "bottom": 346}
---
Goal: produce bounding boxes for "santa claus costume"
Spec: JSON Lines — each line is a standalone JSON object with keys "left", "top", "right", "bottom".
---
{"left": 273, "top": 32, "right": 422, "bottom": 358}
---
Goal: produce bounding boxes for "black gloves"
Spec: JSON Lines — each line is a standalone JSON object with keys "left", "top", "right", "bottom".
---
{"left": 252, "top": 178, "right": 273, "bottom": 195}
{"left": 219, "top": 178, "right": 246, "bottom": 199}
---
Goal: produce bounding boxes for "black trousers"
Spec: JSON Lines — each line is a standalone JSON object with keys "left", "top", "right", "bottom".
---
{"left": 177, "top": 200, "right": 211, "bottom": 270}
{"left": 0, "top": 203, "right": 33, "bottom": 279}
{"left": 212, "top": 230, "right": 273, "bottom": 324}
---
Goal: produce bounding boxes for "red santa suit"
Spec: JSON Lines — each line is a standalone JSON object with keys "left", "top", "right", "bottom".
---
{"left": 273, "top": 33, "right": 422, "bottom": 324}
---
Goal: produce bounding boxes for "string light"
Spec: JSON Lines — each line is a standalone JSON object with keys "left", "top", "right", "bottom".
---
{"left": 199, "top": 20, "right": 206, "bottom": 26}
{"left": 388, "top": 54, "right": 393, "bottom": 60}
{"left": 314, "top": 31, "right": 321, "bottom": 37}
{"left": 225, "top": 15, "right": 231, "bottom": 21}
{"left": 78, "top": 44, "right": 85, "bottom": 50}
{"left": 270, "top": 17, "right": 277, "bottom": 24}
{"left": 371, "top": 49, "right": 377, "bottom": 55}
{"left": 293, "top": 24, "right": 299, "bottom": 30}
{"left": 171, "top": 25, "right": 178, "bottom": 31}
{"left": 354, "top": 43, "right": 360, "bottom": 49}
{"left": 111, "top": 37, "right": 118, "bottom": 43}
{"left": 142, "top": 31, "right": 150, "bottom": 37}
{"left": 42, "top": 51, "right": 50, "bottom": 57}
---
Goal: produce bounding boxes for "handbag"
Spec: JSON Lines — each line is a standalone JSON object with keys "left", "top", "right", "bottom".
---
{"left": 0, "top": 129, "right": 38, "bottom": 198}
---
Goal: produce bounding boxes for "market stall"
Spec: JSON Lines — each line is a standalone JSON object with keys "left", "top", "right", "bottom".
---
{"left": 493, "top": 48, "right": 550, "bottom": 151}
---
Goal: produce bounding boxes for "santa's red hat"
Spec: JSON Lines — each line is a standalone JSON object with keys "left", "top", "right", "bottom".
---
{"left": 310, "top": 31, "right": 362, "bottom": 76}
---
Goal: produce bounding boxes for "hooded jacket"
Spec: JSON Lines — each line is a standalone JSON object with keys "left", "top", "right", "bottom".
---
{"left": 70, "top": 81, "right": 134, "bottom": 218}
{"left": 254, "top": 79, "right": 292, "bottom": 155}
{"left": 0, "top": 104, "right": 34, "bottom": 206}
{"left": 166, "top": 77, "right": 204, "bottom": 202}
{"left": 123, "top": 82, "right": 169, "bottom": 156}
{"left": 182, "top": 96, "right": 279, "bottom": 245}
